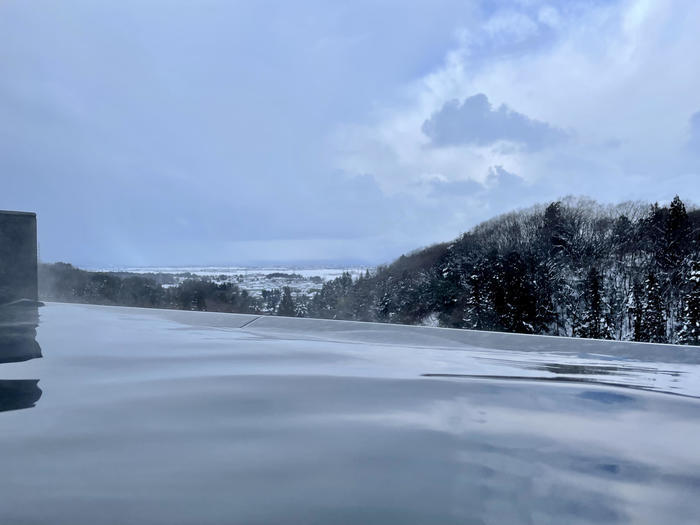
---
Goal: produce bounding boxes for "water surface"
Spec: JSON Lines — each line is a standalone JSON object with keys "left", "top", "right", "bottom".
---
{"left": 1, "top": 303, "right": 699, "bottom": 524}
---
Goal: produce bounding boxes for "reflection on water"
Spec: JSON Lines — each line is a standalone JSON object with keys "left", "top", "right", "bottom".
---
{"left": 422, "top": 370, "right": 698, "bottom": 398}
{"left": 0, "top": 380, "right": 42, "bottom": 412}
{"left": 456, "top": 353, "right": 697, "bottom": 397}
{"left": 0, "top": 303, "right": 699, "bottom": 525}
{"left": 0, "top": 299, "right": 42, "bottom": 364}
{"left": 0, "top": 299, "right": 42, "bottom": 413}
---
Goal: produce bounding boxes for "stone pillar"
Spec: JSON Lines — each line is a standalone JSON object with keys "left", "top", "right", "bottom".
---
{"left": 0, "top": 211, "right": 38, "bottom": 304}
{"left": 0, "top": 211, "right": 41, "bottom": 363}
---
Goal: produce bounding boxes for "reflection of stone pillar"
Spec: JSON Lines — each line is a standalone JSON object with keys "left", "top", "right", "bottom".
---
{"left": 0, "top": 301, "right": 42, "bottom": 363}
{"left": 0, "top": 380, "right": 42, "bottom": 412}
{"left": 0, "top": 210, "right": 37, "bottom": 304}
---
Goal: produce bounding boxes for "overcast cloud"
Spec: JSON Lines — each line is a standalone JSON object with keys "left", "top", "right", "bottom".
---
{"left": 422, "top": 94, "right": 567, "bottom": 150}
{"left": 1, "top": 0, "right": 699, "bottom": 267}
{"left": 688, "top": 111, "right": 700, "bottom": 154}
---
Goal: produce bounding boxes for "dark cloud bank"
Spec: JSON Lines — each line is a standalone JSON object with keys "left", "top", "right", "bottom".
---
{"left": 422, "top": 93, "right": 566, "bottom": 151}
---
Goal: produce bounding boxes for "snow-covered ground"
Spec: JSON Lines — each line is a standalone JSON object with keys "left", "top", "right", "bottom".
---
{"left": 92, "top": 265, "right": 373, "bottom": 296}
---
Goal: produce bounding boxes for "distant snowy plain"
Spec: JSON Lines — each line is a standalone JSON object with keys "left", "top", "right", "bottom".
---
{"left": 92, "top": 265, "right": 373, "bottom": 296}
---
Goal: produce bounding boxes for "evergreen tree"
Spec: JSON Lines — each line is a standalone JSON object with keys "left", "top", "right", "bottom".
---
{"left": 463, "top": 263, "right": 489, "bottom": 330}
{"left": 532, "top": 260, "right": 559, "bottom": 333}
{"left": 642, "top": 272, "right": 666, "bottom": 343}
{"left": 294, "top": 293, "right": 309, "bottom": 318}
{"left": 631, "top": 279, "right": 644, "bottom": 342}
{"left": 576, "top": 267, "right": 611, "bottom": 339}
{"left": 679, "top": 261, "right": 700, "bottom": 345}
{"left": 261, "top": 288, "right": 281, "bottom": 313}
{"left": 664, "top": 195, "right": 691, "bottom": 270}
{"left": 435, "top": 257, "right": 469, "bottom": 328}
{"left": 611, "top": 215, "right": 633, "bottom": 260}
{"left": 540, "top": 201, "right": 569, "bottom": 255}
{"left": 352, "top": 272, "right": 375, "bottom": 321}
{"left": 277, "top": 286, "right": 296, "bottom": 317}
{"left": 496, "top": 252, "right": 537, "bottom": 333}
{"left": 640, "top": 202, "right": 668, "bottom": 258}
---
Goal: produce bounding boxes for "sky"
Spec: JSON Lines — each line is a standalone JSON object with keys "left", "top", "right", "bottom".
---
{"left": 1, "top": 0, "right": 699, "bottom": 267}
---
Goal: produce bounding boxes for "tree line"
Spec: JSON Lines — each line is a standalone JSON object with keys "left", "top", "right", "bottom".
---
{"left": 306, "top": 196, "right": 699, "bottom": 345}
{"left": 38, "top": 196, "right": 700, "bottom": 345}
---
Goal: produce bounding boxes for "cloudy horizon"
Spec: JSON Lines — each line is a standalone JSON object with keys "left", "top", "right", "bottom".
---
{"left": 2, "top": 0, "right": 699, "bottom": 267}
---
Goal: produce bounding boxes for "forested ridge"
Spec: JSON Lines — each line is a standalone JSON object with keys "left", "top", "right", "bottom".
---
{"left": 40, "top": 196, "right": 700, "bottom": 345}
{"left": 311, "top": 196, "right": 700, "bottom": 345}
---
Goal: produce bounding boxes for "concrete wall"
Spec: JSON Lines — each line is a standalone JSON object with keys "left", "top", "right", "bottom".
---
{"left": 0, "top": 211, "right": 38, "bottom": 304}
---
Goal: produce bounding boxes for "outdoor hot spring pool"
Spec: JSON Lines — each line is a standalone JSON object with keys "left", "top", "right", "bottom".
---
{"left": 1, "top": 302, "right": 699, "bottom": 524}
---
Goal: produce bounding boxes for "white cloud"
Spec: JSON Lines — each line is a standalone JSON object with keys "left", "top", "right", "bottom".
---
{"left": 537, "top": 5, "right": 561, "bottom": 28}
{"left": 3, "top": 0, "right": 699, "bottom": 265}
{"left": 484, "top": 9, "right": 539, "bottom": 43}
{"left": 333, "top": 0, "right": 700, "bottom": 209}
